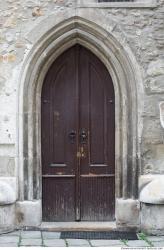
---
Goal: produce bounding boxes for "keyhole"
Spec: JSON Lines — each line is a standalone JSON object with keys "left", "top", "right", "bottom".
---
{"left": 109, "top": 99, "right": 113, "bottom": 104}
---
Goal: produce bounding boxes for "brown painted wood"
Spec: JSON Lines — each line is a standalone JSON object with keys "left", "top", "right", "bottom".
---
{"left": 42, "top": 45, "right": 115, "bottom": 222}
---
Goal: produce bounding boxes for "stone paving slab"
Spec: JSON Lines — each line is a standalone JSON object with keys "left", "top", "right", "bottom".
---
{"left": 66, "top": 239, "right": 90, "bottom": 247}
{"left": 44, "top": 239, "right": 66, "bottom": 247}
{"left": 0, "top": 230, "right": 164, "bottom": 247}
{"left": 21, "top": 231, "right": 41, "bottom": 239}
{"left": 147, "top": 236, "right": 164, "bottom": 242}
{"left": 0, "top": 243, "right": 18, "bottom": 247}
{"left": 127, "top": 240, "right": 150, "bottom": 247}
{"left": 90, "top": 239, "right": 124, "bottom": 247}
{"left": 0, "top": 236, "right": 19, "bottom": 243}
{"left": 42, "top": 231, "right": 61, "bottom": 239}
{"left": 153, "top": 241, "right": 164, "bottom": 247}
{"left": 20, "top": 238, "right": 42, "bottom": 246}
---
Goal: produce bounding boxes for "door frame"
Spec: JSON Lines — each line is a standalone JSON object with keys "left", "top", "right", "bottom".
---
{"left": 17, "top": 15, "right": 143, "bottom": 228}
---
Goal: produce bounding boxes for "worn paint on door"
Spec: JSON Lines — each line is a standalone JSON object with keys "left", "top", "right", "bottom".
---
{"left": 42, "top": 45, "right": 115, "bottom": 221}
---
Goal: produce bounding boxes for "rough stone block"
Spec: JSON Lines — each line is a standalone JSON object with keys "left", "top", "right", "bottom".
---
{"left": 140, "top": 175, "right": 164, "bottom": 204}
{"left": 143, "top": 119, "right": 163, "bottom": 144}
{"left": 141, "top": 203, "right": 164, "bottom": 235}
{"left": 149, "top": 76, "right": 164, "bottom": 93}
{"left": 0, "top": 155, "right": 15, "bottom": 176}
{"left": 143, "top": 96, "right": 160, "bottom": 118}
{"left": 0, "top": 177, "right": 17, "bottom": 205}
{"left": 147, "top": 59, "right": 164, "bottom": 77}
{"left": 0, "top": 204, "right": 15, "bottom": 232}
{"left": 16, "top": 200, "right": 41, "bottom": 227}
{"left": 142, "top": 145, "right": 164, "bottom": 174}
{"left": 116, "top": 198, "right": 140, "bottom": 228}
{"left": 139, "top": 174, "right": 156, "bottom": 191}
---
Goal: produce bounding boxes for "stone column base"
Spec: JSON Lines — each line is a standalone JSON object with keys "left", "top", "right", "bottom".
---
{"left": 116, "top": 198, "right": 140, "bottom": 230}
{"left": 0, "top": 204, "right": 16, "bottom": 233}
{"left": 15, "top": 198, "right": 142, "bottom": 230}
{"left": 141, "top": 203, "right": 164, "bottom": 235}
{"left": 16, "top": 200, "right": 42, "bottom": 227}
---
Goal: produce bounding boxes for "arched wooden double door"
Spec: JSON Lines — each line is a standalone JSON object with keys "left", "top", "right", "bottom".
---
{"left": 41, "top": 45, "right": 115, "bottom": 221}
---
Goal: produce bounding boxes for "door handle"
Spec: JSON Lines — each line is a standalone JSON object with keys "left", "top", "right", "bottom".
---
{"left": 68, "top": 130, "right": 76, "bottom": 144}
{"left": 79, "top": 129, "right": 87, "bottom": 144}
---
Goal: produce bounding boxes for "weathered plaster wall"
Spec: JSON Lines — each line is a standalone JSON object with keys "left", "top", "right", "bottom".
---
{"left": 0, "top": 0, "right": 164, "bottom": 232}
{"left": 0, "top": 1, "right": 76, "bottom": 178}
{"left": 0, "top": 0, "right": 163, "bottom": 177}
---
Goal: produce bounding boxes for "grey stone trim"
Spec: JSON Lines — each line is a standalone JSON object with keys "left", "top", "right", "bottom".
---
{"left": 0, "top": 177, "right": 17, "bottom": 205}
{"left": 141, "top": 203, "right": 164, "bottom": 235}
{"left": 16, "top": 200, "right": 42, "bottom": 226}
{"left": 159, "top": 102, "right": 164, "bottom": 128}
{"left": 17, "top": 9, "right": 143, "bottom": 224}
{"left": 139, "top": 175, "right": 164, "bottom": 204}
{"left": 0, "top": 204, "right": 15, "bottom": 233}
{"left": 116, "top": 198, "right": 140, "bottom": 228}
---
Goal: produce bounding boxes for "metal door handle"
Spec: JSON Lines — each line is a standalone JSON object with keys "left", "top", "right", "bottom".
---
{"left": 68, "top": 130, "right": 76, "bottom": 144}
{"left": 80, "top": 129, "right": 87, "bottom": 144}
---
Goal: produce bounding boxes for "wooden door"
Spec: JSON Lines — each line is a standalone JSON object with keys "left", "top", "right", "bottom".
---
{"left": 42, "top": 45, "right": 115, "bottom": 222}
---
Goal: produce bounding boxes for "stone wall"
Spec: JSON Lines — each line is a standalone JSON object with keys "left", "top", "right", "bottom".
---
{"left": 0, "top": 0, "right": 164, "bottom": 233}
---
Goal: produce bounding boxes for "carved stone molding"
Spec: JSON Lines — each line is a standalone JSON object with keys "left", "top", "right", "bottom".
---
{"left": 17, "top": 10, "right": 143, "bottom": 225}
{"left": 140, "top": 175, "right": 164, "bottom": 204}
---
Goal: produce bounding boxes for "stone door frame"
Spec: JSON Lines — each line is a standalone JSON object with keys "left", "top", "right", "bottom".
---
{"left": 17, "top": 11, "right": 143, "bottom": 227}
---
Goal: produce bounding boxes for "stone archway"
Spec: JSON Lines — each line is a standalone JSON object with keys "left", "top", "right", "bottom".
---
{"left": 17, "top": 13, "right": 143, "bottom": 228}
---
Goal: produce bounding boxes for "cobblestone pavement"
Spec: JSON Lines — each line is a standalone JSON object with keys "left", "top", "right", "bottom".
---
{"left": 0, "top": 231, "right": 164, "bottom": 247}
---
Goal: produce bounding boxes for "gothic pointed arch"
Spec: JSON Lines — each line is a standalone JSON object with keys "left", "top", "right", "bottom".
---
{"left": 17, "top": 14, "right": 143, "bottom": 212}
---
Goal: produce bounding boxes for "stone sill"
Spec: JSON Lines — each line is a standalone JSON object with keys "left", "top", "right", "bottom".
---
{"left": 40, "top": 222, "right": 116, "bottom": 231}
{"left": 77, "top": 1, "right": 157, "bottom": 8}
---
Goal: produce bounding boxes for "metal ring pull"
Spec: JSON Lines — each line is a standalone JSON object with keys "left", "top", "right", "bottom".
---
{"left": 80, "top": 129, "right": 87, "bottom": 144}
{"left": 68, "top": 130, "right": 76, "bottom": 144}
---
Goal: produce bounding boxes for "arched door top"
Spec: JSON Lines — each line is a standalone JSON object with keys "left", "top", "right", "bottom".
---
{"left": 42, "top": 45, "right": 115, "bottom": 221}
